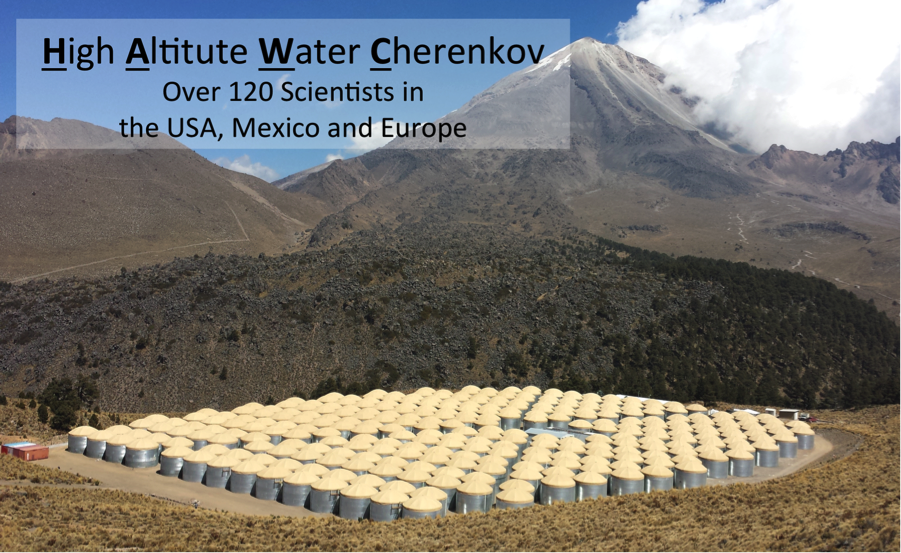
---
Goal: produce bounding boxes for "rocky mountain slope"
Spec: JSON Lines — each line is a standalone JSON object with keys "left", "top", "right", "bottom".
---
{"left": 1, "top": 222, "right": 896, "bottom": 412}
{"left": 283, "top": 39, "right": 900, "bottom": 317}
{"left": 0, "top": 117, "right": 332, "bottom": 282}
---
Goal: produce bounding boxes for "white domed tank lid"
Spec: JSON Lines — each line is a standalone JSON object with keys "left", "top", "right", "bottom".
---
{"left": 399, "top": 469, "right": 433, "bottom": 485}
{"left": 725, "top": 448, "right": 755, "bottom": 461}
{"left": 285, "top": 471, "right": 319, "bottom": 485}
{"left": 402, "top": 494, "right": 443, "bottom": 516}
{"left": 371, "top": 489, "right": 410, "bottom": 505}
{"left": 257, "top": 465, "right": 292, "bottom": 479}
{"left": 350, "top": 474, "right": 386, "bottom": 488}
{"left": 207, "top": 455, "right": 242, "bottom": 468}
{"left": 675, "top": 458, "right": 708, "bottom": 473}
{"left": 381, "top": 479, "right": 417, "bottom": 495}
{"left": 126, "top": 438, "right": 160, "bottom": 451}
{"left": 296, "top": 463, "right": 330, "bottom": 476}
{"left": 541, "top": 473, "right": 576, "bottom": 490}
{"left": 184, "top": 449, "right": 219, "bottom": 463}
{"left": 427, "top": 474, "right": 462, "bottom": 488}
{"left": 410, "top": 486, "right": 448, "bottom": 503}
{"left": 316, "top": 450, "right": 350, "bottom": 467}
{"left": 271, "top": 458, "right": 303, "bottom": 471}
{"left": 223, "top": 447, "right": 254, "bottom": 460}
{"left": 641, "top": 463, "right": 673, "bottom": 479}
{"left": 662, "top": 401, "right": 688, "bottom": 414}
{"left": 243, "top": 440, "right": 274, "bottom": 454}
{"left": 510, "top": 467, "right": 545, "bottom": 481}
{"left": 456, "top": 479, "right": 494, "bottom": 496}
{"left": 268, "top": 442, "right": 300, "bottom": 458}
{"left": 196, "top": 443, "right": 229, "bottom": 455}
{"left": 69, "top": 426, "right": 98, "bottom": 437}
{"left": 163, "top": 436, "right": 196, "bottom": 449}
{"left": 341, "top": 482, "right": 378, "bottom": 499}
{"left": 697, "top": 445, "right": 729, "bottom": 462}
{"left": 231, "top": 458, "right": 266, "bottom": 475}
{"left": 208, "top": 433, "right": 240, "bottom": 445}
{"left": 569, "top": 470, "right": 604, "bottom": 485}
{"left": 312, "top": 476, "right": 349, "bottom": 492}
{"left": 610, "top": 463, "right": 644, "bottom": 481}
{"left": 160, "top": 445, "right": 194, "bottom": 459}
{"left": 500, "top": 479, "right": 535, "bottom": 493}
{"left": 496, "top": 488, "right": 534, "bottom": 504}
{"left": 326, "top": 468, "right": 358, "bottom": 482}
{"left": 254, "top": 453, "right": 278, "bottom": 465}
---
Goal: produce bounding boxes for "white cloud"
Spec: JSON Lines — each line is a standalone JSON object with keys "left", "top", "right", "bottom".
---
{"left": 325, "top": 153, "right": 344, "bottom": 162}
{"left": 276, "top": 73, "right": 292, "bottom": 94}
{"left": 213, "top": 154, "right": 280, "bottom": 182}
{"left": 616, "top": 0, "right": 901, "bottom": 153}
{"left": 346, "top": 120, "right": 401, "bottom": 152}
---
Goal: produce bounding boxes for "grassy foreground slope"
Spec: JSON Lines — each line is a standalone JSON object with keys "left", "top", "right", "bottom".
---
{"left": 0, "top": 405, "right": 897, "bottom": 552}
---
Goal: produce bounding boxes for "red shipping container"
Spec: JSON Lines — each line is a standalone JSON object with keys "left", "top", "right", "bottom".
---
{"left": 13, "top": 445, "right": 49, "bottom": 461}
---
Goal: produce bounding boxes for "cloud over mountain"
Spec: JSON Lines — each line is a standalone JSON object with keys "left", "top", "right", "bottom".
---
{"left": 616, "top": 0, "right": 900, "bottom": 154}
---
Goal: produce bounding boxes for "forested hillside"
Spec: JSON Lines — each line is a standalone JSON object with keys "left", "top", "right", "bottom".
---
{"left": 1, "top": 223, "right": 896, "bottom": 412}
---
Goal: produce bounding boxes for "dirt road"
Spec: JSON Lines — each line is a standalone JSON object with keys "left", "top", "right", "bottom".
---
{"left": 32, "top": 447, "right": 327, "bottom": 518}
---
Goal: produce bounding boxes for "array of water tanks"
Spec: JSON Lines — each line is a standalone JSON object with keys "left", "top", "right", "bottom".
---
{"left": 66, "top": 386, "right": 815, "bottom": 520}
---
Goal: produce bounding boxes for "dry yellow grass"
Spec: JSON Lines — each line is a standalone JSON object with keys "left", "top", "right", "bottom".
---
{"left": 0, "top": 405, "right": 897, "bottom": 551}
{"left": 0, "top": 455, "right": 97, "bottom": 486}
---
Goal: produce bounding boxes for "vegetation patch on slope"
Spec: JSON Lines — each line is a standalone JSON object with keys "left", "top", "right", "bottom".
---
{"left": 1, "top": 223, "right": 897, "bottom": 413}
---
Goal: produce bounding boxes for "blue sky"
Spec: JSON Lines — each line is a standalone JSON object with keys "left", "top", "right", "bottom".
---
{"left": 2, "top": 0, "right": 642, "bottom": 180}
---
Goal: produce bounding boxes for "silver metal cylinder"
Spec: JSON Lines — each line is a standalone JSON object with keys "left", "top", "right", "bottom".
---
{"left": 403, "top": 506, "right": 440, "bottom": 519}
{"left": 500, "top": 417, "right": 521, "bottom": 431}
{"left": 456, "top": 492, "right": 490, "bottom": 514}
{"left": 84, "top": 440, "right": 107, "bottom": 460}
{"left": 228, "top": 473, "right": 257, "bottom": 494}
{"left": 729, "top": 458, "right": 754, "bottom": 477}
{"left": 540, "top": 484, "right": 576, "bottom": 504}
{"left": 370, "top": 501, "right": 403, "bottom": 522}
{"left": 281, "top": 483, "right": 312, "bottom": 508}
{"left": 435, "top": 495, "right": 449, "bottom": 517}
{"left": 517, "top": 478, "right": 541, "bottom": 501}
{"left": 609, "top": 477, "right": 643, "bottom": 496}
{"left": 778, "top": 441, "right": 798, "bottom": 458}
{"left": 338, "top": 496, "right": 371, "bottom": 520}
{"left": 576, "top": 482, "right": 607, "bottom": 500}
{"left": 103, "top": 444, "right": 126, "bottom": 464}
{"left": 310, "top": 489, "right": 341, "bottom": 514}
{"left": 68, "top": 436, "right": 88, "bottom": 454}
{"left": 254, "top": 477, "right": 283, "bottom": 501}
{"left": 433, "top": 487, "right": 456, "bottom": 515}
{"left": 181, "top": 461, "right": 207, "bottom": 483}
{"left": 523, "top": 420, "right": 548, "bottom": 431}
{"left": 797, "top": 434, "right": 814, "bottom": 450}
{"left": 204, "top": 467, "right": 231, "bottom": 489}
{"left": 124, "top": 448, "right": 158, "bottom": 468}
{"left": 756, "top": 449, "right": 779, "bottom": 467}
{"left": 191, "top": 439, "right": 208, "bottom": 451}
{"left": 159, "top": 456, "right": 184, "bottom": 477}
{"left": 674, "top": 469, "right": 707, "bottom": 489}
{"left": 643, "top": 476, "right": 673, "bottom": 492}
{"left": 548, "top": 420, "right": 570, "bottom": 430}
{"left": 702, "top": 459, "right": 729, "bottom": 479}
{"left": 269, "top": 435, "right": 283, "bottom": 445}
